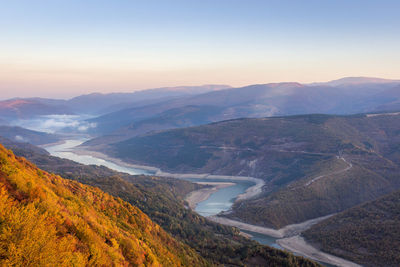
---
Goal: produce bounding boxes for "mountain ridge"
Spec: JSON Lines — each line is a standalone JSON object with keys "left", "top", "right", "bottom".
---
{"left": 84, "top": 78, "right": 400, "bottom": 139}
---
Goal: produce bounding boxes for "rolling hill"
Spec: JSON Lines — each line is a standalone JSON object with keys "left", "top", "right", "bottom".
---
{"left": 0, "top": 144, "right": 205, "bottom": 266}
{"left": 0, "top": 125, "right": 61, "bottom": 145}
{"left": 86, "top": 113, "right": 400, "bottom": 229}
{"left": 84, "top": 105, "right": 228, "bottom": 146}
{"left": 304, "top": 189, "right": 400, "bottom": 267}
{"left": 0, "top": 99, "right": 73, "bottom": 121}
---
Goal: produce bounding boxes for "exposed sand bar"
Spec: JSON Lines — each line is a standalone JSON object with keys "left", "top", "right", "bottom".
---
{"left": 208, "top": 214, "right": 333, "bottom": 238}
{"left": 73, "top": 147, "right": 163, "bottom": 172}
{"left": 277, "top": 236, "right": 361, "bottom": 267}
{"left": 185, "top": 182, "right": 235, "bottom": 209}
{"left": 208, "top": 215, "right": 361, "bottom": 267}
{"left": 40, "top": 140, "right": 67, "bottom": 147}
{"left": 74, "top": 147, "right": 265, "bottom": 201}
{"left": 156, "top": 171, "right": 265, "bottom": 201}
{"left": 208, "top": 215, "right": 330, "bottom": 239}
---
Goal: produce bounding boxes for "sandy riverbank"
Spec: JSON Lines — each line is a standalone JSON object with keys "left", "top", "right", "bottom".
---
{"left": 155, "top": 171, "right": 265, "bottom": 201}
{"left": 39, "top": 139, "right": 67, "bottom": 148}
{"left": 185, "top": 182, "right": 235, "bottom": 209}
{"left": 208, "top": 215, "right": 361, "bottom": 267}
{"left": 207, "top": 215, "right": 332, "bottom": 239}
{"left": 277, "top": 236, "right": 361, "bottom": 267}
{"left": 74, "top": 146, "right": 265, "bottom": 201}
{"left": 73, "top": 147, "right": 161, "bottom": 172}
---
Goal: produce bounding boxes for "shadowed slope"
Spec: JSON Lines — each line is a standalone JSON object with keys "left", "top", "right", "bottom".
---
{"left": 304, "top": 189, "right": 400, "bottom": 267}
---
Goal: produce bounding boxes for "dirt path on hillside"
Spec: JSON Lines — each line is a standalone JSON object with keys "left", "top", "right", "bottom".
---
{"left": 305, "top": 156, "right": 353, "bottom": 187}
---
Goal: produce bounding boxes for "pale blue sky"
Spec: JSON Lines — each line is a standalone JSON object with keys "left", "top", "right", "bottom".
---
{"left": 0, "top": 0, "right": 399, "bottom": 98}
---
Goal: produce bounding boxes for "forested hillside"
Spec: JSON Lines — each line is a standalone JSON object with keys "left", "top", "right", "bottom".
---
{"left": 1, "top": 139, "right": 319, "bottom": 266}
{"left": 0, "top": 125, "right": 60, "bottom": 145}
{"left": 304, "top": 189, "right": 400, "bottom": 267}
{"left": 0, "top": 144, "right": 205, "bottom": 266}
{"left": 92, "top": 113, "right": 400, "bottom": 228}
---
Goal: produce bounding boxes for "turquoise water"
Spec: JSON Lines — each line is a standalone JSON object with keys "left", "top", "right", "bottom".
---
{"left": 241, "top": 230, "right": 282, "bottom": 249}
{"left": 182, "top": 178, "right": 254, "bottom": 217}
{"left": 241, "top": 230, "right": 335, "bottom": 267}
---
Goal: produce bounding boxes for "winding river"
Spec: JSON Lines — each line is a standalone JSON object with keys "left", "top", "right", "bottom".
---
{"left": 45, "top": 139, "right": 154, "bottom": 175}
{"left": 44, "top": 139, "right": 346, "bottom": 267}
{"left": 44, "top": 139, "right": 278, "bottom": 245}
{"left": 183, "top": 178, "right": 254, "bottom": 217}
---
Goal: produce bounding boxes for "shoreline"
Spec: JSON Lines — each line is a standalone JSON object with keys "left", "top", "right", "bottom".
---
{"left": 73, "top": 147, "right": 161, "bottom": 172}
{"left": 277, "top": 236, "right": 361, "bottom": 267}
{"left": 185, "top": 182, "right": 236, "bottom": 210}
{"left": 74, "top": 146, "right": 265, "bottom": 202}
{"left": 39, "top": 139, "right": 66, "bottom": 148}
{"left": 70, "top": 144, "right": 358, "bottom": 266}
{"left": 207, "top": 215, "right": 361, "bottom": 267}
{"left": 57, "top": 143, "right": 359, "bottom": 267}
{"left": 207, "top": 214, "right": 333, "bottom": 239}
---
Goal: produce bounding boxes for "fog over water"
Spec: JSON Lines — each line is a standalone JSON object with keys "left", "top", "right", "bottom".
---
{"left": 13, "top": 114, "right": 96, "bottom": 134}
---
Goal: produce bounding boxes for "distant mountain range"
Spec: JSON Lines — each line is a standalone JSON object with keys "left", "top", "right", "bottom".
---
{"left": 309, "top": 76, "right": 400, "bottom": 86}
{"left": 2, "top": 77, "right": 400, "bottom": 133}
{"left": 0, "top": 84, "right": 230, "bottom": 122}
{"left": 79, "top": 77, "right": 400, "bottom": 149}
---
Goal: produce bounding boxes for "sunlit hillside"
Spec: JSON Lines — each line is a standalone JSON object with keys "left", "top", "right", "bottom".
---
{"left": 0, "top": 144, "right": 205, "bottom": 266}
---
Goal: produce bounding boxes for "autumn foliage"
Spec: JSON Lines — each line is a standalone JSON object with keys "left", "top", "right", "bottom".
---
{"left": 0, "top": 144, "right": 205, "bottom": 266}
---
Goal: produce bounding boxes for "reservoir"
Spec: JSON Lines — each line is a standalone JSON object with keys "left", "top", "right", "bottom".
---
{"left": 182, "top": 178, "right": 254, "bottom": 217}
{"left": 44, "top": 139, "right": 286, "bottom": 249}
{"left": 45, "top": 139, "right": 154, "bottom": 175}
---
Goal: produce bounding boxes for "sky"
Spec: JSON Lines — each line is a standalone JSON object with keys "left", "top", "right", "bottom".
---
{"left": 0, "top": 0, "right": 399, "bottom": 99}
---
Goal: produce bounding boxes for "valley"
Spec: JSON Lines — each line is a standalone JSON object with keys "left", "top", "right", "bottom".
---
{"left": 1, "top": 77, "right": 400, "bottom": 266}
{"left": 0, "top": 136, "right": 318, "bottom": 266}
{"left": 2, "top": 1, "right": 400, "bottom": 265}
{"left": 78, "top": 111, "right": 400, "bottom": 266}
{"left": 41, "top": 136, "right": 357, "bottom": 266}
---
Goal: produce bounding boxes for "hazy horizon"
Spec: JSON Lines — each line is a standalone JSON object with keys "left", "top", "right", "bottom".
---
{"left": 1, "top": 0, "right": 400, "bottom": 99}
{"left": 0, "top": 76, "right": 398, "bottom": 100}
